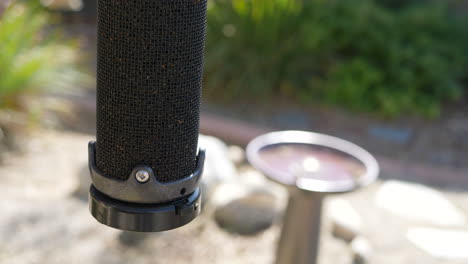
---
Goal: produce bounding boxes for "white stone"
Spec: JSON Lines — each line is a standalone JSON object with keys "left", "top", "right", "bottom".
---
{"left": 238, "top": 166, "right": 288, "bottom": 211}
{"left": 375, "top": 181, "right": 465, "bottom": 226}
{"left": 407, "top": 227, "right": 468, "bottom": 259}
{"left": 210, "top": 183, "right": 251, "bottom": 207}
{"left": 227, "top": 145, "right": 245, "bottom": 166}
{"left": 239, "top": 166, "right": 268, "bottom": 186}
{"left": 198, "top": 135, "right": 238, "bottom": 202}
{"left": 351, "top": 236, "right": 373, "bottom": 264}
{"left": 328, "top": 198, "right": 362, "bottom": 242}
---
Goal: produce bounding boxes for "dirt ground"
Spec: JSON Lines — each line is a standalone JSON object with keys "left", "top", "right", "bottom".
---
{"left": 1, "top": 130, "right": 467, "bottom": 264}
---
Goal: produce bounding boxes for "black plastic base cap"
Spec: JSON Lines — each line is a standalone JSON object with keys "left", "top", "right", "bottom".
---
{"left": 89, "top": 185, "right": 201, "bottom": 232}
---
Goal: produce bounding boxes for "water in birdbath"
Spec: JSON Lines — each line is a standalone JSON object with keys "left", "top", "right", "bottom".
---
{"left": 257, "top": 143, "right": 366, "bottom": 187}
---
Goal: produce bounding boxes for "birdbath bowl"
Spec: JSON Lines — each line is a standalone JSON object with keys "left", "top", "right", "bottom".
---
{"left": 246, "top": 131, "right": 379, "bottom": 264}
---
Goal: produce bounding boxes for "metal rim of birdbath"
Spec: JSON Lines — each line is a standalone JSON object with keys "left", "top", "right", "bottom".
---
{"left": 246, "top": 130, "right": 380, "bottom": 193}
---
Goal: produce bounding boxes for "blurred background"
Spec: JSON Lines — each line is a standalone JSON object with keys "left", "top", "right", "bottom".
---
{"left": 1, "top": 0, "right": 468, "bottom": 263}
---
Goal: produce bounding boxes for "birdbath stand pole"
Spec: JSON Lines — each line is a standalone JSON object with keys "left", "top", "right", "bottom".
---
{"left": 276, "top": 190, "right": 324, "bottom": 264}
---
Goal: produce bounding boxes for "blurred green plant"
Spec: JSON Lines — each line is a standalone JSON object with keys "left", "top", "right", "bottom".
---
{"left": 0, "top": 1, "right": 87, "bottom": 155}
{"left": 205, "top": 0, "right": 468, "bottom": 117}
{"left": 0, "top": 1, "right": 84, "bottom": 114}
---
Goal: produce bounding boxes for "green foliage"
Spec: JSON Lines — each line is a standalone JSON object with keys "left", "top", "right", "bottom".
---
{"left": 0, "top": 1, "right": 84, "bottom": 112}
{"left": 205, "top": 0, "right": 468, "bottom": 117}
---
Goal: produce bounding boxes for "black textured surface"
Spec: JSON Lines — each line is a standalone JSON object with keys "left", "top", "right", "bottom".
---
{"left": 96, "top": 0, "right": 207, "bottom": 182}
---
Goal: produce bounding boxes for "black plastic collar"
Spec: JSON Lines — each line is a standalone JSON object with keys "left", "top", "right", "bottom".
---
{"left": 88, "top": 141, "right": 204, "bottom": 204}
{"left": 87, "top": 141, "right": 204, "bottom": 232}
{"left": 89, "top": 185, "right": 201, "bottom": 232}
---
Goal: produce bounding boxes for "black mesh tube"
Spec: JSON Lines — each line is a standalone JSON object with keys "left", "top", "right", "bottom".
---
{"left": 95, "top": 0, "right": 207, "bottom": 182}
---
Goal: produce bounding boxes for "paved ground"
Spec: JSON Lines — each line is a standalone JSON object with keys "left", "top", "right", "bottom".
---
{"left": 0, "top": 130, "right": 467, "bottom": 264}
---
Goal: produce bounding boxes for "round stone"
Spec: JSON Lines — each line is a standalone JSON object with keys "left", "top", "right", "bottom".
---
{"left": 214, "top": 193, "right": 278, "bottom": 235}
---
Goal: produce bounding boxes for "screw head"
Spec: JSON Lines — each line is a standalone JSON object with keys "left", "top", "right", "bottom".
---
{"left": 135, "top": 170, "right": 150, "bottom": 183}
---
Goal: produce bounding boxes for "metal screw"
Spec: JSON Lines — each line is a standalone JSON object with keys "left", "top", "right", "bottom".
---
{"left": 135, "top": 170, "right": 150, "bottom": 183}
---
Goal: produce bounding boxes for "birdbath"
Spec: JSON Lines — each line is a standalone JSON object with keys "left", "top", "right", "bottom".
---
{"left": 246, "top": 131, "right": 379, "bottom": 264}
